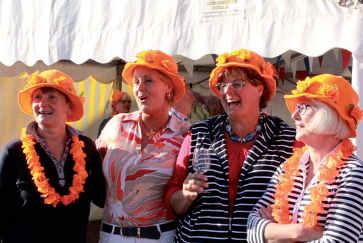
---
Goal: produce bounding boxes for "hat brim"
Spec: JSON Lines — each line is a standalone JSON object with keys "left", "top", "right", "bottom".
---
{"left": 122, "top": 63, "right": 185, "bottom": 104}
{"left": 209, "top": 62, "right": 276, "bottom": 103}
{"left": 284, "top": 93, "right": 356, "bottom": 137}
{"left": 18, "top": 83, "right": 84, "bottom": 122}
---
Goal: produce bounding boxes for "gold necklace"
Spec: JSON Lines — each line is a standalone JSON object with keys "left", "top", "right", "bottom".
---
{"left": 141, "top": 121, "right": 162, "bottom": 139}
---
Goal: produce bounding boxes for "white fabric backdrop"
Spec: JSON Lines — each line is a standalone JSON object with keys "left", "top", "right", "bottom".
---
{"left": 0, "top": 0, "right": 362, "bottom": 65}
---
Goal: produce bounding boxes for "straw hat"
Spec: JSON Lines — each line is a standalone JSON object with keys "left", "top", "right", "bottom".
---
{"left": 18, "top": 69, "right": 84, "bottom": 122}
{"left": 209, "top": 49, "right": 277, "bottom": 104}
{"left": 122, "top": 50, "right": 185, "bottom": 104}
{"left": 285, "top": 74, "right": 363, "bottom": 137}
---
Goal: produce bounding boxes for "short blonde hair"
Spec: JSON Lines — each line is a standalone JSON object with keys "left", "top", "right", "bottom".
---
{"left": 305, "top": 100, "right": 350, "bottom": 139}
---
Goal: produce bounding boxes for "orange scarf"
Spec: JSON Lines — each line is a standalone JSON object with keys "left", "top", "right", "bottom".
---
{"left": 21, "top": 132, "right": 88, "bottom": 207}
{"left": 271, "top": 139, "right": 354, "bottom": 227}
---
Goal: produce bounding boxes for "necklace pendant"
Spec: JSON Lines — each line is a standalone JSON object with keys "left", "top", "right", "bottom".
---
{"left": 145, "top": 129, "right": 156, "bottom": 138}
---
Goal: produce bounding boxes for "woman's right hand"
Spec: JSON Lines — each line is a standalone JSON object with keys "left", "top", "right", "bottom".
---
{"left": 290, "top": 223, "right": 323, "bottom": 242}
{"left": 265, "top": 222, "right": 323, "bottom": 242}
{"left": 170, "top": 172, "right": 208, "bottom": 215}
{"left": 182, "top": 172, "right": 208, "bottom": 202}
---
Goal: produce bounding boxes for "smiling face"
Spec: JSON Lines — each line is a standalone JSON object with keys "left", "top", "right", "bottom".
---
{"left": 217, "top": 68, "right": 264, "bottom": 122}
{"left": 132, "top": 67, "right": 172, "bottom": 115}
{"left": 31, "top": 87, "right": 71, "bottom": 128}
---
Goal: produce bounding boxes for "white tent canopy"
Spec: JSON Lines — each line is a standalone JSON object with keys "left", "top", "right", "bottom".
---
{"left": 1, "top": 0, "right": 363, "bottom": 153}
{"left": 1, "top": 0, "right": 362, "bottom": 64}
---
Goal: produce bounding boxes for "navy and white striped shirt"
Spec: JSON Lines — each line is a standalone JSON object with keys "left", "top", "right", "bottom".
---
{"left": 248, "top": 148, "right": 363, "bottom": 243}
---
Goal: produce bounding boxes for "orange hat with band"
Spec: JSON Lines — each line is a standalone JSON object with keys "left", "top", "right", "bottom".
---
{"left": 284, "top": 74, "right": 363, "bottom": 137}
{"left": 122, "top": 50, "right": 185, "bottom": 104}
{"left": 209, "top": 49, "right": 277, "bottom": 103}
{"left": 18, "top": 69, "right": 84, "bottom": 122}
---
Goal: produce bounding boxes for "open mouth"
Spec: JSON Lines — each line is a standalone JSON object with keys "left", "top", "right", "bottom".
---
{"left": 38, "top": 110, "right": 53, "bottom": 116}
{"left": 137, "top": 95, "right": 148, "bottom": 104}
{"left": 226, "top": 100, "right": 241, "bottom": 108}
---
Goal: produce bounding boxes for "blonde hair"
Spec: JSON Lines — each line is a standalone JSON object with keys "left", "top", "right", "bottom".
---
{"left": 156, "top": 70, "right": 174, "bottom": 104}
{"left": 306, "top": 100, "right": 350, "bottom": 139}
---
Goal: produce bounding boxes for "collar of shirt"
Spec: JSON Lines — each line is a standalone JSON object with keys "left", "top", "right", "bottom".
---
{"left": 225, "top": 115, "right": 263, "bottom": 144}
{"left": 25, "top": 121, "right": 81, "bottom": 187}
{"left": 25, "top": 121, "right": 80, "bottom": 142}
{"left": 170, "top": 107, "right": 190, "bottom": 122}
{"left": 120, "top": 110, "right": 184, "bottom": 134}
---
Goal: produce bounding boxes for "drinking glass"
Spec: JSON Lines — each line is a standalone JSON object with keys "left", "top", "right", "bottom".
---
{"left": 192, "top": 148, "right": 211, "bottom": 174}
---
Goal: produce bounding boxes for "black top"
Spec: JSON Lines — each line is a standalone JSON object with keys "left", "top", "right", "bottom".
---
{"left": 0, "top": 135, "right": 106, "bottom": 243}
{"left": 97, "top": 117, "right": 111, "bottom": 137}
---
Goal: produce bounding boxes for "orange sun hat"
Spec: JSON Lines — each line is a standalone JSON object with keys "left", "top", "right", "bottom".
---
{"left": 209, "top": 49, "right": 277, "bottom": 103}
{"left": 18, "top": 69, "right": 84, "bottom": 122}
{"left": 122, "top": 50, "right": 185, "bottom": 104}
{"left": 284, "top": 74, "right": 363, "bottom": 137}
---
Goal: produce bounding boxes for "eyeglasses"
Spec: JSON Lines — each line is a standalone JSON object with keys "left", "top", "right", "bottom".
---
{"left": 216, "top": 80, "right": 247, "bottom": 93}
{"left": 295, "top": 103, "right": 312, "bottom": 115}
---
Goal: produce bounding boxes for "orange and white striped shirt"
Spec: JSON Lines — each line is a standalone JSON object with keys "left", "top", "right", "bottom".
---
{"left": 96, "top": 111, "right": 189, "bottom": 227}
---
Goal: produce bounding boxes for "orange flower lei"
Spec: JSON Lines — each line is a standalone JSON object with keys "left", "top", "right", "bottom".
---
{"left": 21, "top": 132, "right": 88, "bottom": 207}
{"left": 271, "top": 139, "right": 354, "bottom": 227}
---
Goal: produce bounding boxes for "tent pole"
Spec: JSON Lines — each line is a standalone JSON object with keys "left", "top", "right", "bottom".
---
{"left": 352, "top": 54, "right": 363, "bottom": 157}
{"left": 115, "top": 60, "right": 124, "bottom": 90}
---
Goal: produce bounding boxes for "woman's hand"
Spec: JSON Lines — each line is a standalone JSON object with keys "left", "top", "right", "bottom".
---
{"left": 259, "top": 206, "right": 274, "bottom": 221}
{"left": 265, "top": 222, "right": 323, "bottom": 242}
{"left": 290, "top": 223, "right": 323, "bottom": 242}
{"left": 170, "top": 172, "right": 208, "bottom": 215}
{"left": 182, "top": 172, "right": 208, "bottom": 202}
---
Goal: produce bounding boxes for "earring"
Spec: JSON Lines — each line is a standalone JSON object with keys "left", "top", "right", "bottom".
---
{"left": 166, "top": 92, "right": 173, "bottom": 102}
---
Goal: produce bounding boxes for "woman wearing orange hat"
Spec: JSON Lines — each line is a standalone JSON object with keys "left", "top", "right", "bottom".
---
{"left": 0, "top": 70, "right": 105, "bottom": 243}
{"left": 248, "top": 74, "right": 363, "bottom": 242}
{"left": 96, "top": 50, "right": 190, "bottom": 242}
{"left": 165, "top": 49, "right": 296, "bottom": 242}
{"left": 97, "top": 89, "right": 132, "bottom": 137}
